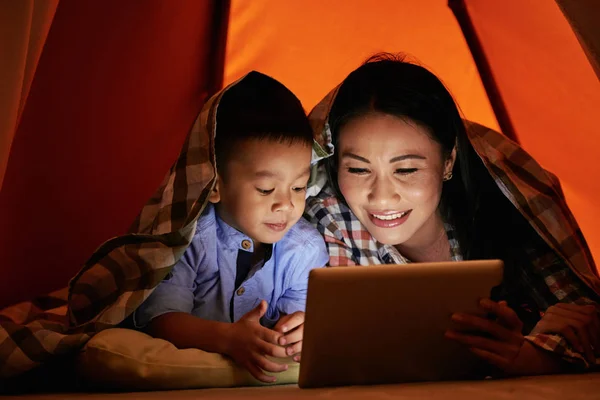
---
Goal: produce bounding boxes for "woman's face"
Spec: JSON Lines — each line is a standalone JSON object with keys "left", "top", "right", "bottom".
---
{"left": 337, "top": 112, "right": 455, "bottom": 249}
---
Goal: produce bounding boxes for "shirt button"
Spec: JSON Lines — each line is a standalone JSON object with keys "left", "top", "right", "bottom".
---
{"left": 241, "top": 240, "right": 252, "bottom": 250}
{"left": 236, "top": 287, "right": 245, "bottom": 296}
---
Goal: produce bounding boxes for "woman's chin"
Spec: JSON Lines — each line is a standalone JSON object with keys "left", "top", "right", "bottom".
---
{"left": 369, "top": 226, "right": 412, "bottom": 247}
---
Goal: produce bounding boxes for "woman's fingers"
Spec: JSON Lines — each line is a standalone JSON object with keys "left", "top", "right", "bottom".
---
{"left": 480, "top": 298, "right": 523, "bottom": 331}
{"left": 553, "top": 303, "right": 596, "bottom": 316}
{"left": 550, "top": 304, "right": 600, "bottom": 352}
{"left": 451, "top": 313, "right": 517, "bottom": 343}
{"left": 543, "top": 320, "right": 584, "bottom": 353}
{"left": 445, "top": 330, "right": 517, "bottom": 358}
{"left": 468, "top": 347, "right": 511, "bottom": 372}
{"left": 545, "top": 306, "right": 596, "bottom": 362}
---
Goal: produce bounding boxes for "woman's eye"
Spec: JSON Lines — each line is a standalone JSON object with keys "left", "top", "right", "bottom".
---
{"left": 395, "top": 168, "right": 418, "bottom": 175}
{"left": 293, "top": 186, "right": 307, "bottom": 193}
{"left": 347, "top": 167, "right": 370, "bottom": 175}
{"left": 256, "top": 188, "right": 274, "bottom": 195}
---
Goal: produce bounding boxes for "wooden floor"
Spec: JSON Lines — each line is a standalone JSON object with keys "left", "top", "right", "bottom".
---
{"left": 5, "top": 372, "right": 600, "bottom": 400}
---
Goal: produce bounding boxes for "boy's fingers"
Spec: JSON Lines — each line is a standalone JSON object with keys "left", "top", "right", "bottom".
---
{"left": 273, "top": 315, "right": 290, "bottom": 333}
{"left": 243, "top": 300, "right": 268, "bottom": 322}
{"left": 277, "top": 312, "right": 305, "bottom": 333}
{"left": 258, "top": 326, "right": 283, "bottom": 346}
{"left": 253, "top": 354, "right": 289, "bottom": 373}
{"left": 279, "top": 324, "right": 304, "bottom": 346}
{"left": 246, "top": 362, "right": 277, "bottom": 383}
{"left": 257, "top": 340, "right": 288, "bottom": 358}
{"left": 285, "top": 340, "right": 303, "bottom": 356}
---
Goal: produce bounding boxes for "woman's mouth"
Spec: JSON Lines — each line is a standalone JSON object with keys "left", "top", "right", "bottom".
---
{"left": 368, "top": 210, "right": 411, "bottom": 228}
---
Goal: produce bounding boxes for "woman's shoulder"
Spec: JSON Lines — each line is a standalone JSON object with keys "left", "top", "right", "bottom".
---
{"left": 305, "top": 185, "right": 353, "bottom": 223}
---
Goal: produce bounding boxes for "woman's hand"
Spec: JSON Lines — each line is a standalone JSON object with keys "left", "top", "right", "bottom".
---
{"left": 445, "top": 299, "right": 570, "bottom": 376}
{"left": 530, "top": 303, "right": 600, "bottom": 364}
{"left": 445, "top": 299, "right": 525, "bottom": 374}
{"left": 274, "top": 311, "right": 305, "bottom": 362}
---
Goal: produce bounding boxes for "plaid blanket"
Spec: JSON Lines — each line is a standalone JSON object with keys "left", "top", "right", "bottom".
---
{"left": 306, "top": 86, "right": 600, "bottom": 366}
{"left": 0, "top": 73, "right": 248, "bottom": 378}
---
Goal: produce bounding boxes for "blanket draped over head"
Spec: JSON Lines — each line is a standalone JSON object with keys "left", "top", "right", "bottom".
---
{"left": 2, "top": 72, "right": 599, "bottom": 380}
{"left": 307, "top": 85, "right": 600, "bottom": 294}
{"left": 0, "top": 73, "right": 263, "bottom": 379}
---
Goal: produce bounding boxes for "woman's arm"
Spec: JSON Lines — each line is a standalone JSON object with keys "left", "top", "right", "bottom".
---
{"left": 520, "top": 245, "right": 600, "bottom": 368}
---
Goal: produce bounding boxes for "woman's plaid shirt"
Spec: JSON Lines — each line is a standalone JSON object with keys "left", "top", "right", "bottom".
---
{"left": 305, "top": 184, "right": 599, "bottom": 368}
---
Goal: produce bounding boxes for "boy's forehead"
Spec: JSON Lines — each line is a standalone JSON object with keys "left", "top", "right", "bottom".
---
{"left": 226, "top": 139, "right": 311, "bottom": 177}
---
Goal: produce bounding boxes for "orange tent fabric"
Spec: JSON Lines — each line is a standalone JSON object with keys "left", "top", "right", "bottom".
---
{"left": 0, "top": 0, "right": 598, "bottom": 308}
{"left": 0, "top": 0, "right": 228, "bottom": 307}
{"left": 223, "top": 0, "right": 600, "bottom": 267}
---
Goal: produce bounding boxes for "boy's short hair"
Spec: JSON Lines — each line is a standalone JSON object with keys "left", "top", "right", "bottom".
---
{"left": 215, "top": 72, "right": 313, "bottom": 178}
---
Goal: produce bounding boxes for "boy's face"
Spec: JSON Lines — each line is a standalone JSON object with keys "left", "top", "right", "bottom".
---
{"left": 210, "top": 138, "right": 312, "bottom": 246}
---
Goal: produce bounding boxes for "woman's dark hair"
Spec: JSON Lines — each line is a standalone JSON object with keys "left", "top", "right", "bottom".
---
{"left": 215, "top": 71, "right": 312, "bottom": 178}
{"left": 326, "top": 53, "right": 581, "bottom": 323}
{"left": 327, "top": 53, "right": 484, "bottom": 259}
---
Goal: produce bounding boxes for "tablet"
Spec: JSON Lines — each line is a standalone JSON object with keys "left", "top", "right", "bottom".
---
{"left": 298, "top": 259, "right": 503, "bottom": 388}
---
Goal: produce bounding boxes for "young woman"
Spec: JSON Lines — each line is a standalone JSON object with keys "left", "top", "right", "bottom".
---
{"left": 305, "top": 53, "right": 600, "bottom": 377}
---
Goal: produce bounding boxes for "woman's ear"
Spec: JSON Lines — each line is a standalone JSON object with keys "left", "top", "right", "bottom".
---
{"left": 444, "top": 146, "right": 457, "bottom": 177}
{"left": 208, "top": 174, "right": 221, "bottom": 204}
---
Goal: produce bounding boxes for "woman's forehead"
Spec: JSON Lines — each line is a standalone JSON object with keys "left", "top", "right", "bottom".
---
{"left": 338, "top": 113, "right": 440, "bottom": 153}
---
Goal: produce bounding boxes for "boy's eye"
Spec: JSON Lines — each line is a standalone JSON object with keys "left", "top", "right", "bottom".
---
{"left": 395, "top": 168, "right": 418, "bottom": 175}
{"left": 293, "top": 186, "right": 307, "bottom": 193}
{"left": 347, "top": 167, "right": 369, "bottom": 175}
{"left": 256, "top": 188, "right": 274, "bottom": 195}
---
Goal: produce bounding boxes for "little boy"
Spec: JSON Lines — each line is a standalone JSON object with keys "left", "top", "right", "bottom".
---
{"left": 134, "top": 72, "right": 328, "bottom": 383}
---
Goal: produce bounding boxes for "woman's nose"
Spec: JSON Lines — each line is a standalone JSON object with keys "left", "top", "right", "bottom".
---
{"left": 368, "top": 176, "right": 400, "bottom": 206}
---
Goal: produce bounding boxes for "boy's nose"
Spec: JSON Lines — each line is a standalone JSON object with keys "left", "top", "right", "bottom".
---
{"left": 273, "top": 193, "right": 294, "bottom": 212}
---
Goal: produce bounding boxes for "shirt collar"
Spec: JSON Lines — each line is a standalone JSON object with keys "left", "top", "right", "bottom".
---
{"left": 206, "top": 204, "right": 274, "bottom": 258}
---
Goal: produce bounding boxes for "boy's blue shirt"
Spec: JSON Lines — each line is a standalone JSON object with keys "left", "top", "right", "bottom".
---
{"left": 134, "top": 203, "right": 328, "bottom": 328}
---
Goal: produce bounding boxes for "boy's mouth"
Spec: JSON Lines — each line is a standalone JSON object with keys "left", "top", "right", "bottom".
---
{"left": 265, "top": 222, "right": 287, "bottom": 232}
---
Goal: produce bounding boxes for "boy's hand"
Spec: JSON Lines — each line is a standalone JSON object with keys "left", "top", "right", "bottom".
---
{"left": 226, "top": 300, "right": 288, "bottom": 383}
{"left": 274, "top": 311, "right": 305, "bottom": 362}
{"left": 530, "top": 303, "right": 600, "bottom": 364}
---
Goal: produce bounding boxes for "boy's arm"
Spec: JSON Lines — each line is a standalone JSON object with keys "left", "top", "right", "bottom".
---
{"left": 276, "top": 235, "right": 329, "bottom": 315}
{"left": 147, "top": 312, "right": 232, "bottom": 354}
{"left": 149, "top": 303, "right": 289, "bottom": 383}
{"left": 133, "top": 237, "right": 204, "bottom": 329}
